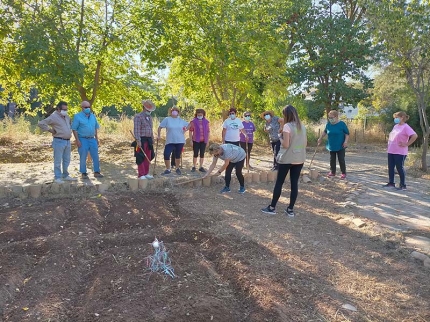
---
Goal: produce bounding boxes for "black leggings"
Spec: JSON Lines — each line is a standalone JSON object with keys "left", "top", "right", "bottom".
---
{"left": 330, "top": 149, "right": 346, "bottom": 174}
{"left": 270, "top": 163, "right": 303, "bottom": 209}
{"left": 271, "top": 140, "right": 281, "bottom": 167}
{"left": 225, "top": 159, "right": 245, "bottom": 188}
{"left": 193, "top": 141, "right": 207, "bottom": 158}
{"left": 239, "top": 142, "right": 253, "bottom": 162}
{"left": 225, "top": 140, "right": 240, "bottom": 146}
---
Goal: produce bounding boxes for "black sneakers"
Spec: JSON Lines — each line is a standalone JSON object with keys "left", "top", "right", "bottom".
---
{"left": 261, "top": 206, "right": 276, "bottom": 214}
{"left": 285, "top": 208, "right": 295, "bottom": 217}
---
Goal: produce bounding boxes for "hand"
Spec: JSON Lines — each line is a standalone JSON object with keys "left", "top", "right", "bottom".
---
{"left": 398, "top": 142, "right": 408, "bottom": 147}
{"left": 96, "top": 138, "right": 100, "bottom": 147}
{"left": 245, "top": 136, "right": 249, "bottom": 142}
{"left": 317, "top": 138, "right": 322, "bottom": 146}
{"left": 215, "top": 171, "right": 221, "bottom": 176}
{"left": 50, "top": 129, "right": 57, "bottom": 135}
{"left": 137, "top": 141, "right": 142, "bottom": 148}
{"left": 343, "top": 142, "right": 348, "bottom": 148}
{"left": 76, "top": 140, "right": 82, "bottom": 148}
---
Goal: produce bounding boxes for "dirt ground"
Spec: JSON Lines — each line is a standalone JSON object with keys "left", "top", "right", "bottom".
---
{"left": 1, "top": 137, "right": 430, "bottom": 321}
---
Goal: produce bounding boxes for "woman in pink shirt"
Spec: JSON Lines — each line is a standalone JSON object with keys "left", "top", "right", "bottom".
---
{"left": 188, "top": 108, "right": 210, "bottom": 172}
{"left": 383, "top": 111, "right": 417, "bottom": 190}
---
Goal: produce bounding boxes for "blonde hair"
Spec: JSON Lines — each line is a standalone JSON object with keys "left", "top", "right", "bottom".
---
{"left": 208, "top": 143, "right": 221, "bottom": 154}
{"left": 393, "top": 111, "right": 409, "bottom": 121}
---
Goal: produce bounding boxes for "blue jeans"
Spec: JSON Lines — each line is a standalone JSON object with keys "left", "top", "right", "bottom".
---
{"left": 52, "top": 138, "right": 71, "bottom": 179}
{"left": 388, "top": 153, "right": 407, "bottom": 186}
{"left": 78, "top": 137, "right": 100, "bottom": 173}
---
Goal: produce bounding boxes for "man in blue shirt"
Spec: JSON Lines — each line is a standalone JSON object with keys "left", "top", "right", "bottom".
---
{"left": 72, "top": 101, "right": 104, "bottom": 179}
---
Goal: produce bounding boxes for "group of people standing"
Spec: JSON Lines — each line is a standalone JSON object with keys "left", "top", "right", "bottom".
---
{"left": 38, "top": 98, "right": 418, "bottom": 216}
{"left": 38, "top": 100, "right": 104, "bottom": 183}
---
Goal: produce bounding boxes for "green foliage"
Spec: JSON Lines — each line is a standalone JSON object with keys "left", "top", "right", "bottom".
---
{"left": 135, "top": 0, "right": 310, "bottom": 117}
{"left": 1, "top": 0, "right": 157, "bottom": 112}
{"left": 287, "top": 1, "right": 377, "bottom": 116}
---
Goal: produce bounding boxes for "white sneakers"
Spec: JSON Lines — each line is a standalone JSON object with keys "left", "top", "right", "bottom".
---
{"left": 63, "top": 176, "right": 78, "bottom": 181}
{"left": 139, "top": 174, "right": 154, "bottom": 179}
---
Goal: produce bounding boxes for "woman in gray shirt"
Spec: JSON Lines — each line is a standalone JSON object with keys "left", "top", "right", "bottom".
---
{"left": 204, "top": 143, "right": 246, "bottom": 194}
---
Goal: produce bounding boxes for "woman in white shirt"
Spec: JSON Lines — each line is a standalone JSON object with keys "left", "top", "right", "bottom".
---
{"left": 222, "top": 107, "right": 248, "bottom": 145}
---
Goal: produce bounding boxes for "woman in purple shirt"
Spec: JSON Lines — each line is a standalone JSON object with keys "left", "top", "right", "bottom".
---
{"left": 188, "top": 108, "right": 210, "bottom": 172}
{"left": 240, "top": 111, "right": 256, "bottom": 169}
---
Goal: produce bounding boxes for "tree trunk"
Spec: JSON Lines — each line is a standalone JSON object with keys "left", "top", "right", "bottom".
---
{"left": 421, "top": 134, "right": 429, "bottom": 172}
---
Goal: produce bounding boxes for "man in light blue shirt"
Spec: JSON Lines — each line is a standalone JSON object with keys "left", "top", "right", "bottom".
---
{"left": 72, "top": 101, "right": 104, "bottom": 179}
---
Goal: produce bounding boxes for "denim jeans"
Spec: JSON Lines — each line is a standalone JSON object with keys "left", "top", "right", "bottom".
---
{"left": 388, "top": 153, "right": 407, "bottom": 186}
{"left": 78, "top": 137, "right": 100, "bottom": 173}
{"left": 52, "top": 138, "right": 71, "bottom": 179}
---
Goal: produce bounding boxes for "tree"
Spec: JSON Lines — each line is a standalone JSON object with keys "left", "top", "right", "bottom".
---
{"left": 366, "top": 0, "right": 430, "bottom": 171}
{"left": 134, "top": 0, "right": 310, "bottom": 115}
{"left": 1, "top": 0, "right": 155, "bottom": 112}
{"left": 287, "top": 0, "right": 377, "bottom": 117}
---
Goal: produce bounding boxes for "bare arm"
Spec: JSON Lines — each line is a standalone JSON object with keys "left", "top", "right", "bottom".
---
{"left": 343, "top": 134, "right": 350, "bottom": 148}
{"left": 222, "top": 128, "right": 226, "bottom": 143}
{"left": 278, "top": 118, "right": 284, "bottom": 133}
{"left": 204, "top": 157, "right": 219, "bottom": 177}
{"left": 317, "top": 131, "right": 327, "bottom": 145}
{"left": 280, "top": 131, "right": 290, "bottom": 149}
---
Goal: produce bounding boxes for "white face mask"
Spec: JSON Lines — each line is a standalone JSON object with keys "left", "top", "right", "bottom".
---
{"left": 60, "top": 110, "right": 68, "bottom": 116}
{"left": 197, "top": 115, "right": 203, "bottom": 120}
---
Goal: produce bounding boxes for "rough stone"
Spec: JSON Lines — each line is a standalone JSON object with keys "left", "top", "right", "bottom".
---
{"left": 252, "top": 172, "right": 260, "bottom": 183}
{"left": 127, "top": 178, "right": 139, "bottom": 191}
{"left": 260, "top": 172, "right": 268, "bottom": 183}
{"left": 28, "top": 185, "right": 42, "bottom": 198}
{"left": 352, "top": 218, "right": 366, "bottom": 228}
{"left": 138, "top": 179, "right": 148, "bottom": 190}
{"left": 405, "top": 236, "right": 430, "bottom": 255}
{"left": 302, "top": 175, "right": 311, "bottom": 183}
{"left": 411, "top": 251, "right": 430, "bottom": 262}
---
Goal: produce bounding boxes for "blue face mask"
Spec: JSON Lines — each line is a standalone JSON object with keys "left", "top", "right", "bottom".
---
{"left": 394, "top": 117, "right": 401, "bottom": 124}
{"left": 244, "top": 116, "right": 251, "bottom": 121}
{"left": 83, "top": 107, "right": 91, "bottom": 114}
{"left": 264, "top": 114, "right": 271, "bottom": 121}
{"left": 229, "top": 114, "right": 236, "bottom": 120}
{"left": 145, "top": 110, "right": 152, "bottom": 115}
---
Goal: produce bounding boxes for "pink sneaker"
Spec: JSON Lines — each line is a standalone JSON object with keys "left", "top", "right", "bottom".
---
{"left": 327, "top": 172, "right": 335, "bottom": 177}
{"left": 340, "top": 174, "right": 346, "bottom": 179}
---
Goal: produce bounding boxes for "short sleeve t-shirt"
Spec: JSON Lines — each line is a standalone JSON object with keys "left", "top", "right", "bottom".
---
{"left": 324, "top": 121, "right": 349, "bottom": 152}
{"left": 159, "top": 117, "right": 189, "bottom": 144}
{"left": 240, "top": 121, "right": 256, "bottom": 143}
{"left": 216, "top": 144, "right": 246, "bottom": 163}
{"left": 387, "top": 123, "right": 416, "bottom": 155}
{"left": 222, "top": 118, "right": 244, "bottom": 142}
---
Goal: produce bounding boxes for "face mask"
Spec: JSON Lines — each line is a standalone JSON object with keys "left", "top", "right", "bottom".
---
{"left": 197, "top": 115, "right": 203, "bottom": 120}
{"left": 60, "top": 110, "right": 68, "bottom": 116}
{"left": 83, "top": 107, "right": 91, "bottom": 114}
{"left": 145, "top": 110, "right": 152, "bottom": 115}
{"left": 264, "top": 114, "right": 271, "bottom": 120}
{"left": 329, "top": 118, "right": 336, "bottom": 124}
{"left": 394, "top": 117, "right": 401, "bottom": 124}
{"left": 171, "top": 110, "right": 178, "bottom": 116}
{"left": 229, "top": 114, "right": 236, "bottom": 120}
{"left": 244, "top": 116, "right": 251, "bottom": 121}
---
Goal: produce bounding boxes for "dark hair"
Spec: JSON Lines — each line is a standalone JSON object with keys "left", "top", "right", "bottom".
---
{"left": 194, "top": 108, "right": 206, "bottom": 117}
{"left": 228, "top": 107, "right": 237, "bottom": 114}
{"left": 283, "top": 105, "right": 302, "bottom": 130}
{"left": 56, "top": 101, "right": 68, "bottom": 110}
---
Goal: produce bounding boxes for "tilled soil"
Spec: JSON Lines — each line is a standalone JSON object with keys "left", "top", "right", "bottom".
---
{"left": 1, "top": 184, "right": 429, "bottom": 321}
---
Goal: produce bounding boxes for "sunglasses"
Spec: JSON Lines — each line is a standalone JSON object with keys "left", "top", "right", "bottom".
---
{"left": 244, "top": 115, "right": 251, "bottom": 117}
{"left": 229, "top": 113, "right": 235, "bottom": 115}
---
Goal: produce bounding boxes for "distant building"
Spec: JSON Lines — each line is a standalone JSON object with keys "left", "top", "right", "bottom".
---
{"left": 339, "top": 104, "right": 358, "bottom": 119}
